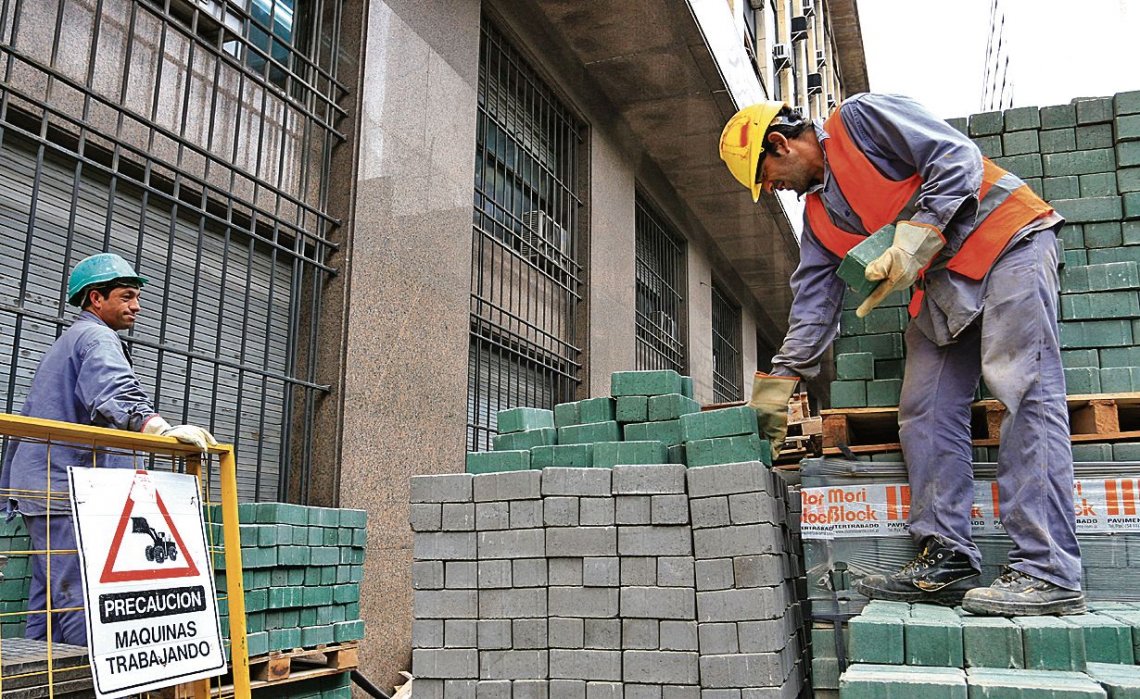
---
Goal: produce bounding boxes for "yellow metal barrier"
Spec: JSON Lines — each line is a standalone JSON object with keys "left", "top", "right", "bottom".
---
{"left": 0, "top": 413, "right": 250, "bottom": 698}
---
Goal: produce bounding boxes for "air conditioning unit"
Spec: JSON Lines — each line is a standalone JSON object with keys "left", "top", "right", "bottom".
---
{"left": 808, "top": 72, "right": 824, "bottom": 95}
{"left": 651, "top": 311, "right": 677, "bottom": 340}
{"left": 521, "top": 211, "right": 570, "bottom": 263}
{"left": 790, "top": 16, "right": 809, "bottom": 41}
{"left": 802, "top": 0, "right": 816, "bottom": 16}
{"left": 772, "top": 42, "right": 791, "bottom": 70}
{"left": 815, "top": 49, "right": 827, "bottom": 68}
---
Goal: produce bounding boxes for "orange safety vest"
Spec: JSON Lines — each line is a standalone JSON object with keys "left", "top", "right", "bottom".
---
{"left": 805, "top": 107, "right": 1054, "bottom": 316}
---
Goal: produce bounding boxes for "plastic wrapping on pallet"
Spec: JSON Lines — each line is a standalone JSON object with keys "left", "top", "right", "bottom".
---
{"left": 800, "top": 457, "right": 1140, "bottom": 605}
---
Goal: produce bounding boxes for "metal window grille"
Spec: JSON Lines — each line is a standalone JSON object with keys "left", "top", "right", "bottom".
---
{"left": 635, "top": 194, "right": 686, "bottom": 372}
{"left": 0, "top": 0, "right": 348, "bottom": 502}
{"left": 711, "top": 284, "right": 743, "bottom": 403}
{"left": 468, "top": 17, "right": 584, "bottom": 452}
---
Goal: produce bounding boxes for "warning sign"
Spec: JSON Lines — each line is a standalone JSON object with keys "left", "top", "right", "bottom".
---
{"left": 801, "top": 477, "right": 1140, "bottom": 540}
{"left": 69, "top": 468, "right": 225, "bottom": 698}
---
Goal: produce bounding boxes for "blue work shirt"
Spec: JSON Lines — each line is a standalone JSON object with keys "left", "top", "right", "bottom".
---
{"left": 0, "top": 311, "right": 157, "bottom": 514}
{"left": 771, "top": 93, "right": 1061, "bottom": 378}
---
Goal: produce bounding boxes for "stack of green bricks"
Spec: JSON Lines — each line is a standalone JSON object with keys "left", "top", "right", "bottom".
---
{"left": 251, "top": 669, "right": 351, "bottom": 698}
{"left": 0, "top": 515, "right": 31, "bottom": 638}
{"left": 814, "top": 600, "right": 1140, "bottom": 698}
{"left": 205, "top": 502, "right": 367, "bottom": 660}
{"left": 466, "top": 369, "right": 772, "bottom": 473}
{"left": 831, "top": 89, "right": 1140, "bottom": 410}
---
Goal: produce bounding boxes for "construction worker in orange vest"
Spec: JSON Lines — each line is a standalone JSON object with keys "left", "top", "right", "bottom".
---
{"left": 723, "top": 94, "right": 1083, "bottom": 616}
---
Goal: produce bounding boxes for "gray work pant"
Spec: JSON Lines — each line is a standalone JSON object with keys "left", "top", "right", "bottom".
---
{"left": 899, "top": 229, "right": 1081, "bottom": 590}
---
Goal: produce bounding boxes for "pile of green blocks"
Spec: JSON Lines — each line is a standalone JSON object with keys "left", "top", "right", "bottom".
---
{"left": 830, "top": 89, "right": 1140, "bottom": 411}
{"left": 814, "top": 600, "right": 1140, "bottom": 698}
{"left": 251, "top": 670, "right": 351, "bottom": 698}
{"left": 205, "top": 502, "right": 367, "bottom": 660}
{"left": 465, "top": 369, "right": 772, "bottom": 472}
{"left": 0, "top": 516, "right": 31, "bottom": 638}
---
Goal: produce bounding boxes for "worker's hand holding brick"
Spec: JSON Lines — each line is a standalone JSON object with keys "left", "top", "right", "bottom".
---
{"left": 856, "top": 220, "right": 945, "bottom": 317}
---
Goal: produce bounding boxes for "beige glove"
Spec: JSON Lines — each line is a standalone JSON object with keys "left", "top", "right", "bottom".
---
{"left": 748, "top": 372, "right": 799, "bottom": 459}
{"left": 855, "top": 220, "right": 945, "bottom": 318}
{"left": 142, "top": 415, "right": 218, "bottom": 451}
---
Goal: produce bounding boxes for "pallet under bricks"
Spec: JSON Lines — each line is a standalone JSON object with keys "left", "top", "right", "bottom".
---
{"left": 408, "top": 462, "right": 804, "bottom": 699}
{"left": 207, "top": 502, "right": 367, "bottom": 660}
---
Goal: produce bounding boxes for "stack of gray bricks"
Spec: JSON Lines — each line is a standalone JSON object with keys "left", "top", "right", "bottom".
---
{"left": 408, "top": 462, "right": 803, "bottom": 699}
{"left": 687, "top": 463, "right": 802, "bottom": 699}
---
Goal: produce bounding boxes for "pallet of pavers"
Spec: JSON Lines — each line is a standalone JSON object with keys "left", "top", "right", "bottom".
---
{"left": 800, "top": 455, "right": 1140, "bottom": 695}
{"left": 815, "top": 599, "right": 1140, "bottom": 698}
{"left": 411, "top": 433, "right": 805, "bottom": 697}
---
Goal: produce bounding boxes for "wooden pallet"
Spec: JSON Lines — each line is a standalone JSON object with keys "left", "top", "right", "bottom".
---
{"left": 821, "top": 392, "right": 1140, "bottom": 456}
{"left": 164, "top": 642, "right": 359, "bottom": 698}
{"left": 249, "top": 642, "right": 358, "bottom": 684}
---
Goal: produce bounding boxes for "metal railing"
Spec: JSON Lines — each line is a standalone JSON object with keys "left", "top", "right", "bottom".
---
{"left": 0, "top": 413, "right": 249, "bottom": 698}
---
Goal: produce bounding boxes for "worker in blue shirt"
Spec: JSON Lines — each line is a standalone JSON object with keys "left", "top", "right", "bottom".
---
{"left": 0, "top": 253, "right": 216, "bottom": 645}
{"left": 723, "top": 94, "right": 1083, "bottom": 616}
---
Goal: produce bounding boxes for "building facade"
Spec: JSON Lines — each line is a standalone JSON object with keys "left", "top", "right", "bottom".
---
{"left": 0, "top": 0, "right": 866, "bottom": 686}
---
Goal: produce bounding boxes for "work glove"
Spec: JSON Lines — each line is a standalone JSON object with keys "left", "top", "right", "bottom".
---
{"left": 855, "top": 220, "right": 945, "bottom": 318}
{"left": 142, "top": 415, "right": 218, "bottom": 452}
{"left": 748, "top": 372, "right": 799, "bottom": 459}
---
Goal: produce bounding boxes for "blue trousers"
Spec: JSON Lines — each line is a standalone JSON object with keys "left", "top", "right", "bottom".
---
{"left": 898, "top": 230, "right": 1081, "bottom": 590}
{"left": 24, "top": 513, "right": 88, "bottom": 645}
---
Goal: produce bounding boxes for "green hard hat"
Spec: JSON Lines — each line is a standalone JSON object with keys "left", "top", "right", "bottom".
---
{"left": 67, "top": 253, "right": 148, "bottom": 307}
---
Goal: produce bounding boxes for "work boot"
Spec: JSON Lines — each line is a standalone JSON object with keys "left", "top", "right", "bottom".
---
{"left": 962, "top": 566, "right": 1087, "bottom": 616}
{"left": 854, "top": 543, "right": 980, "bottom": 605}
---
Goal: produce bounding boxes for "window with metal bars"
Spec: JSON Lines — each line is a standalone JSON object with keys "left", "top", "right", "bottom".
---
{"left": 0, "top": 0, "right": 347, "bottom": 502}
{"left": 467, "top": 17, "right": 584, "bottom": 452}
{"left": 149, "top": 0, "right": 313, "bottom": 91}
{"left": 635, "top": 195, "right": 686, "bottom": 373}
{"left": 711, "top": 284, "right": 744, "bottom": 403}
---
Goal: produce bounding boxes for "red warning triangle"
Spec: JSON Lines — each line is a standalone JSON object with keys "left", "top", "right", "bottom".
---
{"left": 100, "top": 470, "right": 201, "bottom": 583}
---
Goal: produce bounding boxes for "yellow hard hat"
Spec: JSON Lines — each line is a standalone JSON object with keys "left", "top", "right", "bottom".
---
{"left": 719, "top": 101, "right": 787, "bottom": 202}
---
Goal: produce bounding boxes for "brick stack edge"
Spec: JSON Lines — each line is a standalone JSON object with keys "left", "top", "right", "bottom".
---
{"left": 409, "top": 462, "right": 806, "bottom": 699}
{"left": 830, "top": 89, "right": 1140, "bottom": 434}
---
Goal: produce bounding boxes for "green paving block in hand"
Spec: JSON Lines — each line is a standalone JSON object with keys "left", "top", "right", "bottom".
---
{"left": 837, "top": 226, "right": 895, "bottom": 299}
